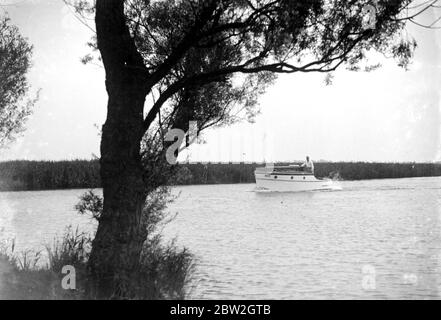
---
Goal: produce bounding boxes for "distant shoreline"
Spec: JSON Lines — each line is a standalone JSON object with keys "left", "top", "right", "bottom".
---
{"left": 0, "top": 160, "right": 440, "bottom": 192}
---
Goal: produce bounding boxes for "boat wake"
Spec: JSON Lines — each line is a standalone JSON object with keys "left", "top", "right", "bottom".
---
{"left": 252, "top": 181, "right": 343, "bottom": 193}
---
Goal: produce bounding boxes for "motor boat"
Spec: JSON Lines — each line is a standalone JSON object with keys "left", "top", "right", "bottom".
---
{"left": 254, "top": 164, "right": 333, "bottom": 192}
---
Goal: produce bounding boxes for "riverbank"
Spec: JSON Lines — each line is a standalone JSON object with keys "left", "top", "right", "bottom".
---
{"left": 0, "top": 190, "right": 194, "bottom": 300}
{"left": 0, "top": 160, "right": 440, "bottom": 192}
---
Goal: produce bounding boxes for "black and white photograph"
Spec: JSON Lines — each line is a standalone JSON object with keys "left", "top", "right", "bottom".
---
{"left": 0, "top": 0, "right": 440, "bottom": 306}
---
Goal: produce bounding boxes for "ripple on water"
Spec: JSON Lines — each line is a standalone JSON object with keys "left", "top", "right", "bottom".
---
{"left": 0, "top": 177, "right": 440, "bottom": 299}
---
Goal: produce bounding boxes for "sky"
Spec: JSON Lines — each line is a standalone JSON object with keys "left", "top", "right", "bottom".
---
{"left": 1, "top": 0, "right": 440, "bottom": 163}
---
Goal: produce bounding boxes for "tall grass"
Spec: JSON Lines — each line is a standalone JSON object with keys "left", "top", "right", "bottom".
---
{"left": 0, "top": 230, "right": 88, "bottom": 300}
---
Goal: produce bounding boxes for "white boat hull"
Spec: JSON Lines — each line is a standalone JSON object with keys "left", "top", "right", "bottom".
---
{"left": 255, "top": 173, "right": 333, "bottom": 192}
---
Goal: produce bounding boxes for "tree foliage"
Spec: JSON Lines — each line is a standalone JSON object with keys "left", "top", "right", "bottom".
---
{"left": 69, "top": 0, "right": 432, "bottom": 163}
{"left": 127, "top": 0, "right": 419, "bottom": 134}
{"left": 0, "top": 16, "right": 35, "bottom": 147}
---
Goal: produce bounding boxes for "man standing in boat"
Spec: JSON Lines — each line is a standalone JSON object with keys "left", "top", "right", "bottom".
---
{"left": 301, "top": 156, "right": 315, "bottom": 174}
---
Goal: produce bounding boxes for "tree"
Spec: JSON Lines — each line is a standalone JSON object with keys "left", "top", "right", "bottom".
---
{"left": 69, "top": 0, "right": 439, "bottom": 298}
{"left": 0, "top": 16, "right": 35, "bottom": 147}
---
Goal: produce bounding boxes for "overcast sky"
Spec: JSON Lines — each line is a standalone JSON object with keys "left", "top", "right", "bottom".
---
{"left": 1, "top": 0, "right": 440, "bottom": 163}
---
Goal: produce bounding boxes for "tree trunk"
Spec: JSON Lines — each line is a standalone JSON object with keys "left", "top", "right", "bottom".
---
{"left": 88, "top": 78, "right": 148, "bottom": 299}
{"left": 88, "top": 1, "right": 150, "bottom": 298}
{"left": 89, "top": 0, "right": 200, "bottom": 298}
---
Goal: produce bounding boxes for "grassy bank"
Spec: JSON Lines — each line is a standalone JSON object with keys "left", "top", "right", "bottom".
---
{"left": 0, "top": 230, "right": 89, "bottom": 300}
{"left": 0, "top": 229, "right": 193, "bottom": 300}
{"left": 1, "top": 160, "right": 440, "bottom": 192}
{"left": 0, "top": 189, "right": 194, "bottom": 300}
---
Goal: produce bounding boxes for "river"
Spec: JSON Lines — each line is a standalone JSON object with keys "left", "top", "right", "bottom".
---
{"left": 1, "top": 177, "right": 440, "bottom": 299}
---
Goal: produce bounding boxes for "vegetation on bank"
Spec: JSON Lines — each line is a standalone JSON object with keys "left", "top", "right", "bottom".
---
{"left": 0, "top": 189, "right": 194, "bottom": 300}
{"left": 0, "top": 160, "right": 101, "bottom": 191}
{"left": 0, "top": 160, "right": 440, "bottom": 192}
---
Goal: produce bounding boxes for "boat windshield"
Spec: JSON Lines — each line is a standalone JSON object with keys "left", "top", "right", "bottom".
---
{"left": 256, "top": 164, "right": 314, "bottom": 175}
{"left": 273, "top": 165, "right": 302, "bottom": 172}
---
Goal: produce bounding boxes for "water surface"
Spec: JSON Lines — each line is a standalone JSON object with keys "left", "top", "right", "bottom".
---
{"left": 1, "top": 177, "right": 440, "bottom": 299}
